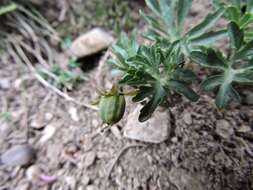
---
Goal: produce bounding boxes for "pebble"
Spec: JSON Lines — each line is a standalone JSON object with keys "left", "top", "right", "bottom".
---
{"left": 69, "top": 28, "right": 114, "bottom": 58}
{"left": 215, "top": 119, "right": 234, "bottom": 139}
{"left": 65, "top": 176, "right": 76, "bottom": 189}
{"left": 0, "top": 78, "right": 11, "bottom": 89}
{"left": 1, "top": 144, "right": 36, "bottom": 166}
{"left": 237, "top": 125, "right": 251, "bottom": 133}
{"left": 183, "top": 112, "right": 193, "bottom": 125}
{"left": 82, "top": 175, "right": 90, "bottom": 186}
{"left": 86, "top": 185, "right": 98, "bottom": 190}
{"left": 39, "top": 124, "right": 56, "bottom": 144}
{"left": 124, "top": 106, "right": 171, "bottom": 143}
{"left": 110, "top": 126, "right": 122, "bottom": 139}
{"left": 68, "top": 107, "right": 79, "bottom": 122}
{"left": 84, "top": 151, "right": 96, "bottom": 168}
{"left": 26, "top": 165, "right": 41, "bottom": 181}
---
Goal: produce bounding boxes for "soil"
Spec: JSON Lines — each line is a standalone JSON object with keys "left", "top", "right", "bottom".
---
{"left": 0, "top": 0, "right": 253, "bottom": 190}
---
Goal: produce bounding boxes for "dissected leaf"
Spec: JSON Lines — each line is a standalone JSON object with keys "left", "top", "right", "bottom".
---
{"left": 228, "top": 21, "right": 244, "bottom": 49}
{"left": 139, "top": 83, "right": 166, "bottom": 122}
{"left": 190, "top": 49, "right": 228, "bottom": 70}
{"left": 168, "top": 80, "right": 199, "bottom": 101}
{"left": 190, "top": 30, "right": 227, "bottom": 46}
{"left": 201, "top": 75, "right": 223, "bottom": 91}
{"left": 187, "top": 8, "right": 225, "bottom": 39}
{"left": 176, "top": 0, "right": 192, "bottom": 31}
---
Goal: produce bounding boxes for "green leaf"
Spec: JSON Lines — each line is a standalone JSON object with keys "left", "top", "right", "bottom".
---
{"left": 239, "top": 13, "right": 253, "bottom": 28}
{"left": 216, "top": 83, "right": 231, "bottom": 108}
{"left": 177, "top": 0, "right": 192, "bottom": 31}
{"left": 168, "top": 80, "right": 199, "bottom": 101}
{"left": 187, "top": 8, "right": 224, "bottom": 39}
{"left": 190, "top": 30, "right": 227, "bottom": 46}
{"left": 215, "top": 82, "right": 241, "bottom": 108}
{"left": 132, "top": 86, "right": 154, "bottom": 102}
{"left": 190, "top": 50, "right": 228, "bottom": 70}
{"left": 228, "top": 21, "right": 244, "bottom": 49}
{"left": 247, "top": 0, "right": 253, "bottom": 13}
{"left": 201, "top": 75, "right": 223, "bottom": 91}
{"left": 0, "top": 3, "right": 17, "bottom": 16}
{"left": 234, "top": 71, "right": 253, "bottom": 83}
{"left": 226, "top": 6, "right": 240, "bottom": 22}
{"left": 231, "top": 0, "right": 241, "bottom": 9}
{"left": 173, "top": 68, "right": 196, "bottom": 83}
{"left": 139, "top": 83, "right": 166, "bottom": 122}
{"left": 145, "top": 0, "right": 161, "bottom": 16}
{"left": 234, "top": 39, "right": 253, "bottom": 60}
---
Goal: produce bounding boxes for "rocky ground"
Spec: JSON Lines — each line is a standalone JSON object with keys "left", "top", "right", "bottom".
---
{"left": 0, "top": 0, "right": 253, "bottom": 190}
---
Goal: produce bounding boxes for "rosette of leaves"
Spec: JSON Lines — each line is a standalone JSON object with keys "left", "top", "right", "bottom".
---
{"left": 141, "top": 0, "right": 227, "bottom": 54}
{"left": 213, "top": 0, "right": 253, "bottom": 41}
{"left": 191, "top": 21, "right": 253, "bottom": 108}
{"left": 109, "top": 34, "right": 199, "bottom": 122}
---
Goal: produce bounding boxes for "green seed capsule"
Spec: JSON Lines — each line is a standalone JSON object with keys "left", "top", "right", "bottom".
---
{"left": 99, "top": 94, "right": 126, "bottom": 125}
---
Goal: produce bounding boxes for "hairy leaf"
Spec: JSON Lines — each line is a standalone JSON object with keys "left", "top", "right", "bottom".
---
{"left": 228, "top": 21, "right": 244, "bottom": 49}
{"left": 187, "top": 8, "right": 224, "bottom": 39}
{"left": 201, "top": 75, "right": 223, "bottom": 91}
{"left": 168, "top": 80, "right": 199, "bottom": 101}
{"left": 190, "top": 30, "right": 227, "bottom": 46}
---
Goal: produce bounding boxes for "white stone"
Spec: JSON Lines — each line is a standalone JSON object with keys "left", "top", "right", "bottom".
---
{"left": 39, "top": 124, "right": 56, "bottom": 144}
{"left": 84, "top": 151, "right": 96, "bottom": 168}
{"left": 123, "top": 106, "right": 170, "bottom": 143}
{"left": 215, "top": 119, "right": 234, "bottom": 139}
{"left": 69, "top": 28, "right": 114, "bottom": 58}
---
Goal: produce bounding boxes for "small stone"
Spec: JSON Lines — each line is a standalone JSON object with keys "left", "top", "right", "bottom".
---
{"left": 82, "top": 175, "right": 90, "bottom": 186}
{"left": 69, "top": 28, "right": 114, "bottom": 58}
{"left": 30, "top": 118, "right": 47, "bottom": 129}
{"left": 123, "top": 106, "right": 170, "bottom": 143}
{"left": 0, "top": 78, "right": 11, "bottom": 89}
{"left": 110, "top": 126, "right": 122, "bottom": 139}
{"left": 183, "top": 112, "right": 192, "bottom": 125}
{"left": 215, "top": 119, "right": 234, "bottom": 139}
{"left": 68, "top": 107, "right": 79, "bottom": 122}
{"left": 237, "top": 125, "right": 251, "bottom": 133}
{"left": 26, "top": 165, "right": 41, "bottom": 181}
{"left": 86, "top": 185, "right": 98, "bottom": 190}
{"left": 1, "top": 144, "right": 36, "bottom": 166}
{"left": 84, "top": 152, "right": 96, "bottom": 168}
{"left": 45, "top": 113, "right": 53, "bottom": 121}
{"left": 65, "top": 176, "right": 76, "bottom": 189}
{"left": 39, "top": 124, "right": 56, "bottom": 144}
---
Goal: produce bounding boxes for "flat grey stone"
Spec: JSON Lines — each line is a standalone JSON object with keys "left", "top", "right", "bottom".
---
{"left": 123, "top": 106, "right": 170, "bottom": 143}
{"left": 1, "top": 144, "right": 36, "bottom": 167}
{"left": 69, "top": 28, "right": 114, "bottom": 58}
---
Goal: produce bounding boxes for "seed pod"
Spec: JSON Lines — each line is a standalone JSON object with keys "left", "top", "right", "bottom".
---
{"left": 99, "top": 94, "right": 126, "bottom": 125}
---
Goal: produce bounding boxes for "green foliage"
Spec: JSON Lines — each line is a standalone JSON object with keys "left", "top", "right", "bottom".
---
{"left": 212, "top": 0, "right": 253, "bottom": 41}
{"left": 105, "top": 0, "right": 253, "bottom": 123}
{"left": 191, "top": 21, "right": 253, "bottom": 108}
{"left": 0, "top": 112, "right": 12, "bottom": 121}
{"left": 142, "top": 0, "right": 226, "bottom": 52}
{"left": 39, "top": 60, "right": 87, "bottom": 90}
{"left": 110, "top": 35, "right": 198, "bottom": 121}
{"left": 0, "top": 3, "right": 17, "bottom": 16}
